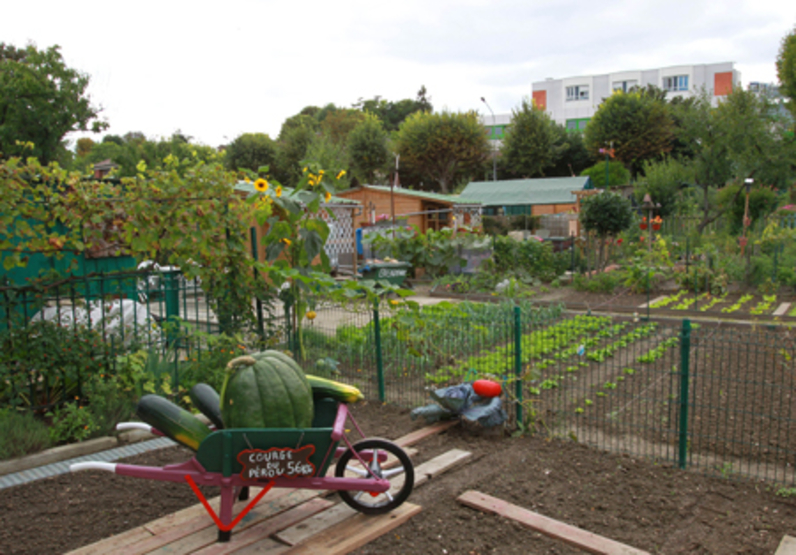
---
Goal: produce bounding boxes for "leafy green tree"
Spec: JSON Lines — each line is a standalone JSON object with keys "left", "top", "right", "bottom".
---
{"left": 394, "top": 110, "right": 489, "bottom": 194}
{"left": 320, "top": 109, "right": 365, "bottom": 145}
{"left": 546, "top": 130, "right": 593, "bottom": 177}
{"left": 276, "top": 121, "right": 316, "bottom": 186}
{"left": 0, "top": 43, "right": 107, "bottom": 163}
{"left": 580, "top": 160, "right": 630, "bottom": 189}
{"left": 677, "top": 88, "right": 793, "bottom": 231}
{"left": 636, "top": 157, "right": 696, "bottom": 217}
{"left": 353, "top": 86, "right": 433, "bottom": 131}
{"left": 76, "top": 138, "right": 95, "bottom": 158}
{"left": 580, "top": 191, "right": 634, "bottom": 271}
{"left": 717, "top": 183, "right": 779, "bottom": 234}
{"left": 347, "top": 114, "right": 390, "bottom": 185}
{"left": 501, "top": 98, "right": 565, "bottom": 178}
{"left": 777, "top": 25, "right": 796, "bottom": 119}
{"left": 225, "top": 132, "right": 278, "bottom": 173}
{"left": 584, "top": 90, "right": 674, "bottom": 175}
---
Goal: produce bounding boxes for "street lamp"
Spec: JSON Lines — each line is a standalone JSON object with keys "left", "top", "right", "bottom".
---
{"left": 481, "top": 97, "right": 497, "bottom": 182}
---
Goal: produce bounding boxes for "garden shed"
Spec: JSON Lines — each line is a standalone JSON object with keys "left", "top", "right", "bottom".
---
{"left": 459, "top": 176, "right": 593, "bottom": 217}
{"left": 335, "top": 185, "right": 482, "bottom": 233}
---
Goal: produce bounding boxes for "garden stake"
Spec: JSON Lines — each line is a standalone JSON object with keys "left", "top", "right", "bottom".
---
{"left": 250, "top": 227, "right": 265, "bottom": 344}
{"left": 678, "top": 319, "right": 692, "bottom": 470}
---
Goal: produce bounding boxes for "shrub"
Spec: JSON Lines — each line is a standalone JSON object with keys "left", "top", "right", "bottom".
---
{"left": 0, "top": 408, "right": 52, "bottom": 460}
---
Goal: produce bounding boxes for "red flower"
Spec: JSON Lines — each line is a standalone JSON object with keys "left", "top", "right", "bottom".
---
{"left": 617, "top": 238, "right": 623, "bottom": 245}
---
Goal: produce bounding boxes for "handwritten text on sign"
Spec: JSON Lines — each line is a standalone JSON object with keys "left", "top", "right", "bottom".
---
{"left": 237, "top": 445, "right": 316, "bottom": 480}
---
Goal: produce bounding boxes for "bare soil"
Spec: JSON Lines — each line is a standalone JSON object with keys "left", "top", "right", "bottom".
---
{"left": 2, "top": 401, "right": 795, "bottom": 554}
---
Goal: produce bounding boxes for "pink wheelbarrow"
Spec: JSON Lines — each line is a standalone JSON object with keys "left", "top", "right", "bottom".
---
{"left": 71, "top": 399, "right": 414, "bottom": 542}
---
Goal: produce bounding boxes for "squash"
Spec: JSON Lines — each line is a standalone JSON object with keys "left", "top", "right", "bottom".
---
{"left": 306, "top": 375, "right": 363, "bottom": 403}
{"left": 189, "top": 383, "right": 224, "bottom": 429}
{"left": 220, "top": 351, "right": 314, "bottom": 429}
{"left": 473, "top": 379, "right": 502, "bottom": 398}
{"left": 136, "top": 394, "right": 211, "bottom": 451}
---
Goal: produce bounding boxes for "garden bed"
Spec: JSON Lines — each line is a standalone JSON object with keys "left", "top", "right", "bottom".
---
{"left": 2, "top": 401, "right": 795, "bottom": 554}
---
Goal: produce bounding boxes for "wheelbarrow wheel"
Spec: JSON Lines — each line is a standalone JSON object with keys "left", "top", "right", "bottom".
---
{"left": 335, "top": 438, "right": 414, "bottom": 515}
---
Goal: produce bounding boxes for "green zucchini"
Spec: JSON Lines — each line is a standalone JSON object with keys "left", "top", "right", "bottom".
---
{"left": 136, "top": 394, "right": 211, "bottom": 451}
{"left": 306, "top": 375, "right": 363, "bottom": 403}
{"left": 190, "top": 383, "right": 224, "bottom": 430}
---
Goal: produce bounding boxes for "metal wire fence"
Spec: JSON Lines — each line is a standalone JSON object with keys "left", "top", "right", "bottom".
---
{"left": 4, "top": 268, "right": 796, "bottom": 485}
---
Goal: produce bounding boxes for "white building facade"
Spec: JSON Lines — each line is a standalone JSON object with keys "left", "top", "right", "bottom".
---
{"left": 531, "top": 62, "right": 740, "bottom": 132}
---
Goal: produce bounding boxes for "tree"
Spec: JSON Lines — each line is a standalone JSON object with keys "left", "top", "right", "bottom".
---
{"left": 225, "top": 133, "right": 278, "bottom": 174}
{"left": 501, "top": 98, "right": 566, "bottom": 178}
{"left": 394, "top": 110, "right": 489, "bottom": 194}
{"left": 304, "top": 133, "right": 350, "bottom": 190}
{"left": 580, "top": 160, "right": 630, "bottom": 188}
{"left": 636, "top": 157, "right": 696, "bottom": 217}
{"left": 584, "top": 89, "right": 674, "bottom": 175}
{"left": 546, "top": 129, "right": 593, "bottom": 177}
{"left": 676, "top": 88, "right": 793, "bottom": 231}
{"left": 76, "top": 138, "right": 95, "bottom": 158}
{"left": 0, "top": 43, "right": 107, "bottom": 163}
{"left": 347, "top": 114, "right": 390, "bottom": 185}
{"left": 320, "top": 109, "right": 365, "bottom": 145}
{"left": 353, "top": 87, "right": 433, "bottom": 132}
{"left": 777, "top": 25, "right": 796, "bottom": 119}
{"left": 580, "top": 191, "right": 634, "bottom": 271}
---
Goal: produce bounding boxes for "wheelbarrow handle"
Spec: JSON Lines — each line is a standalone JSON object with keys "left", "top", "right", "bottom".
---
{"left": 116, "top": 422, "right": 166, "bottom": 436}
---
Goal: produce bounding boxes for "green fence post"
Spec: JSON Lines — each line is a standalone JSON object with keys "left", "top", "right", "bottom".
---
{"left": 678, "top": 318, "right": 692, "bottom": 470}
{"left": 514, "top": 305, "right": 523, "bottom": 426}
{"left": 250, "top": 227, "right": 265, "bottom": 344}
{"left": 373, "top": 299, "right": 385, "bottom": 402}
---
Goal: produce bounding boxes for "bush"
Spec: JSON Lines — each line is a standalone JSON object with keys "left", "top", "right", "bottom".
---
{"left": 0, "top": 408, "right": 52, "bottom": 460}
{"left": 573, "top": 272, "right": 623, "bottom": 293}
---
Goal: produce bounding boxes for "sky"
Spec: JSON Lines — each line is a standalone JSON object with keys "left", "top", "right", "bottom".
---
{"left": 3, "top": 0, "right": 795, "bottom": 148}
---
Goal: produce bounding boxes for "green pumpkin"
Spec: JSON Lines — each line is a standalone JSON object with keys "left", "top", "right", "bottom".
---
{"left": 220, "top": 351, "right": 314, "bottom": 429}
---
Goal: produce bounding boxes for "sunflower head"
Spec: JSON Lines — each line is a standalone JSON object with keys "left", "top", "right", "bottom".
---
{"left": 254, "top": 178, "right": 269, "bottom": 192}
{"left": 276, "top": 185, "right": 283, "bottom": 197}
{"left": 325, "top": 191, "right": 332, "bottom": 202}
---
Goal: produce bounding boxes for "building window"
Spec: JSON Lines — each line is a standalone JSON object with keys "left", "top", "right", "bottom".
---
{"left": 663, "top": 75, "right": 689, "bottom": 92}
{"left": 565, "top": 118, "right": 590, "bottom": 132}
{"left": 566, "top": 85, "right": 589, "bottom": 101}
{"left": 612, "top": 80, "right": 638, "bottom": 93}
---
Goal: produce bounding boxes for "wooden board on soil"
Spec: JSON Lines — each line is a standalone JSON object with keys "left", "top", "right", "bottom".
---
{"left": 458, "top": 490, "right": 650, "bottom": 555}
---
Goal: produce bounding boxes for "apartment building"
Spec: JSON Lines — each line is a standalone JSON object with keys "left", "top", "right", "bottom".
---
{"left": 531, "top": 62, "right": 740, "bottom": 132}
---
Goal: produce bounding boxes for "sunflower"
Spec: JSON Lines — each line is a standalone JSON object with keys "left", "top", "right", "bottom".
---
{"left": 254, "top": 178, "right": 268, "bottom": 192}
{"left": 325, "top": 191, "right": 332, "bottom": 202}
{"left": 276, "top": 185, "right": 283, "bottom": 197}
{"left": 281, "top": 238, "right": 292, "bottom": 246}
{"left": 336, "top": 170, "right": 346, "bottom": 179}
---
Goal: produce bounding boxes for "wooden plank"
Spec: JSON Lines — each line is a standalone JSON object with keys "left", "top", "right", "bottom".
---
{"left": 325, "top": 447, "right": 418, "bottom": 478}
{"left": 457, "top": 491, "right": 649, "bottom": 555}
{"left": 414, "top": 448, "right": 470, "bottom": 484}
{"left": 229, "top": 538, "right": 290, "bottom": 554}
{"left": 773, "top": 303, "right": 791, "bottom": 316}
{"left": 191, "top": 498, "right": 333, "bottom": 555}
{"left": 273, "top": 503, "right": 358, "bottom": 546}
{"left": 776, "top": 535, "right": 796, "bottom": 555}
{"left": 278, "top": 448, "right": 470, "bottom": 547}
{"left": 144, "top": 490, "right": 322, "bottom": 555}
{"left": 393, "top": 420, "right": 458, "bottom": 447}
{"left": 284, "top": 502, "right": 421, "bottom": 555}
{"left": 67, "top": 526, "right": 153, "bottom": 555}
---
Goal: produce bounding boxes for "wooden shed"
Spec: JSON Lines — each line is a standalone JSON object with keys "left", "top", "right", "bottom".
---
{"left": 335, "top": 185, "right": 482, "bottom": 233}
{"left": 459, "top": 176, "right": 593, "bottom": 216}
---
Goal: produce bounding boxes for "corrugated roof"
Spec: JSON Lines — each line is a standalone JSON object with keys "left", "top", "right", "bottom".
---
{"left": 459, "top": 176, "right": 592, "bottom": 206}
{"left": 344, "top": 185, "right": 481, "bottom": 205}
{"left": 234, "top": 181, "right": 360, "bottom": 205}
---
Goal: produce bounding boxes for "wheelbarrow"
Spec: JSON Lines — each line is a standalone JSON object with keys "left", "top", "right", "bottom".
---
{"left": 70, "top": 398, "right": 414, "bottom": 542}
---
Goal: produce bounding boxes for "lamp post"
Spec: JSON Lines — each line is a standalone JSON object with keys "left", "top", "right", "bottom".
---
{"left": 481, "top": 97, "right": 497, "bottom": 181}
{"left": 741, "top": 178, "right": 753, "bottom": 255}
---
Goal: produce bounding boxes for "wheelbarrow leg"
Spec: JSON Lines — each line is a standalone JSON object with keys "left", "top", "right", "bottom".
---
{"left": 238, "top": 486, "right": 250, "bottom": 501}
{"left": 218, "top": 482, "right": 235, "bottom": 542}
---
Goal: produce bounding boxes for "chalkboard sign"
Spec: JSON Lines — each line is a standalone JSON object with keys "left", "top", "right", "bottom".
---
{"left": 237, "top": 445, "right": 316, "bottom": 480}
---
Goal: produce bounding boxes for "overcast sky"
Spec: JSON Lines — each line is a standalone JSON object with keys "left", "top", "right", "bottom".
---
{"left": 3, "top": 0, "right": 795, "bottom": 148}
